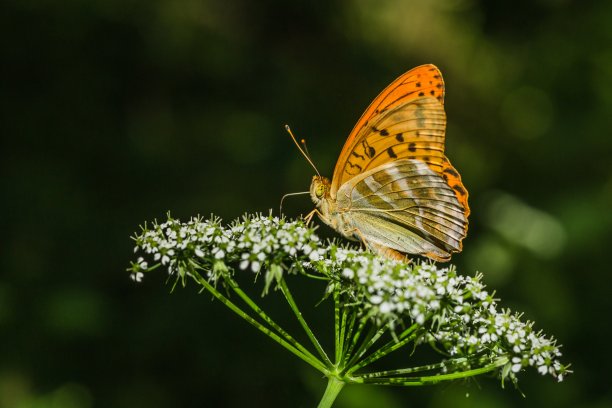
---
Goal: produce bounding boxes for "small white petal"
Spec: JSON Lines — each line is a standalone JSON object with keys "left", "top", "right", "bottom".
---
{"left": 370, "top": 295, "right": 382, "bottom": 304}
{"left": 130, "top": 272, "right": 144, "bottom": 282}
{"left": 379, "top": 302, "right": 392, "bottom": 314}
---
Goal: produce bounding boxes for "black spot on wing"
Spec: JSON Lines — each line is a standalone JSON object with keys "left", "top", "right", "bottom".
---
{"left": 408, "top": 142, "right": 416, "bottom": 152}
{"left": 346, "top": 161, "right": 363, "bottom": 174}
{"left": 443, "top": 167, "right": 459, "bottom": 177}
{"left": 362, "top": 141, "right": 376, "bottom": 158}
{"left": 453, "top": 184, "right": 467, "bottom": 196}
{"left": 395, "top": 133, "right": 404, "bottom": 142}
{"left": 387, "top": 147, "right": 397, "bottom": 158}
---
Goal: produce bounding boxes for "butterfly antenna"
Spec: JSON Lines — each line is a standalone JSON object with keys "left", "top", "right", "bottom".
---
{"left": 279, "top": 191, "right": 310, "bottom": 216}
{"left": 285, "top": 125, "right": 321, "bottom": 177}
{"left": 300, "top": 138, "right": 311, "bottom": 157}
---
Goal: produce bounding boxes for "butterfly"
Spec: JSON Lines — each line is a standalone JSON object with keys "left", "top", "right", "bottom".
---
{"left": 303, "top": 64, "right": 469, "bottom": 261}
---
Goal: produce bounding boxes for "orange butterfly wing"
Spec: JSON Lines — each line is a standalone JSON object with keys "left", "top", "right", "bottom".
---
{"left": 330, "top": 64, "right": 469, "bottom": 219}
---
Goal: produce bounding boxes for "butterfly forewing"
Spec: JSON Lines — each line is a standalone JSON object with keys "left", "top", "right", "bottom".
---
{"left": 331, "top": 64, "right": 445, "bottom": 194}
{"left": 335, "top": 97, "right": 447, "bottom": 182}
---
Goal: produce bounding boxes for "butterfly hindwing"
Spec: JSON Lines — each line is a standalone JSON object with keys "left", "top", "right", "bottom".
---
{"left": 335, "top": 159, "right": 468, "bottom": 260}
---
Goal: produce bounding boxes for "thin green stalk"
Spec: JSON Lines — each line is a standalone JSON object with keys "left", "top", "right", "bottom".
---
{"left": 223, "top": 275, "right": 322, "bottom": 362}
{"left": 346, "top": 330, "right": 422, "bottom": 375}
{"left": 344, "top": 323, "right": 388, "bottom": 370}
{"left": 279, "top": 278, "right": 332, "bottom": 366}
{"left": 355, "top": 357, "right": 470, "bottom": 379}
{"left": 191, "top": 273, "right": 328, "bottom": 374}
{"left": 345, "top": 315, "right": 431, "bottom": 374}
{"left": 377, "top": 322, "right": 421, "bottom": 353}
{"left": 337, "top": 305, "right": 349, "bottom": 363}
{"left": 341, "top": 314, "right": 370, "bottom": 368}
{"left": 317, "top": 376, "right": 345, "bottom": 408}
{"left": 338, "top": 308, "right": 357, "bottom": 368}
{"left": 358, "top": 357, "right": 509, "bottom": 386}
{"left": 334, "top": 290, "right": 342, "bottom": 364}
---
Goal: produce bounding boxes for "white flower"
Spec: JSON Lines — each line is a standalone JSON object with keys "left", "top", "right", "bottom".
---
{"left": 370, "top": 295, "right": 382, "bottom": 304}
{"left": 130, "top": 272, "right": 144, "bottom": 282}
{"left": 379, "top": 302, "right": 392, "bottom": 314}
{"left": 131, "top": 214, "right": 568, "bottom": 382}
{"left": 342, "top": 268, "right": 354, "bottom": 279}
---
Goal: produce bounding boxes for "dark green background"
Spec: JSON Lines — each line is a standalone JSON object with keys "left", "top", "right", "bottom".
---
{"left": 2, "top": 0, "right": 611, "bottom": 407}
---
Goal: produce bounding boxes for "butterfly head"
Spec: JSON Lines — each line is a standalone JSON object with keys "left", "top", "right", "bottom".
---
{"left": 309, "top": 175, "right": 331, "bottom": 206}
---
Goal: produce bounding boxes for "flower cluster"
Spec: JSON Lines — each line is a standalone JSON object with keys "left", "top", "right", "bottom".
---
{"left": 129, "top": 213, "right": 324, "bottom": 282}
{"left": 129, "top": 214, "right": 570, "bottom": 382}
{"left": 324, "top": 251, "right": 568, "bottom": 382}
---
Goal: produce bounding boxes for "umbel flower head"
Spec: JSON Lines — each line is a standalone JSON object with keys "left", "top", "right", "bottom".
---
{"left": 129, "top": 213, "right": 570, "bottom": 388}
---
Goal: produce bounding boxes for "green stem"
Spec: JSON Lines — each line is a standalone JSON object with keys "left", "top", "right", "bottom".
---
{"left": 190, "top": 272, "right": 328, "bottom": 374}
{"left": 338, "top": 309, "right": 357, "bottom": 369}
{"left": 317, "top": 376, "right": 345, "bottom": 408}
{"left": 356, "top": 357, "right": 469, "bottom": 379}
{"left": 344, "top": 323, "right": 387, "bottom": 370}
{"left": 346, "top": 329, "right": 422, "bottom": 375}
{"left": 337, "top": 305, "right": 349, "bottom": 363}
{"left": 334, "top": 290, "right": 342, "bottom": 364}
{"left": 358, "top": 357, "right": 509, "bottom": 386}
{"left": 224, "top": 275, "right": 323, "bottom": 362}
{"left": 279, "top": 278, "right": 332, "bottom": 366}
{"left": 341, "top": 315, "right": 370, "bottom": 368}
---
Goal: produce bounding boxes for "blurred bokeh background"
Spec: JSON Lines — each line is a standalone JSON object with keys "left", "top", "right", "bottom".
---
{"left": 2, "top": 0, "right": 611, "bottom": 406}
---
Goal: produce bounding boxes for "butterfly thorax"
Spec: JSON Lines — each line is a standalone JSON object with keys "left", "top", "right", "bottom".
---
{"left": 310, "top": 175, "right": 357, "bottom": 240}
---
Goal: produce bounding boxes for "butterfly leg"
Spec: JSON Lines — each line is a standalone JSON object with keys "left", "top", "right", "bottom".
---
{"left": 346, "top": 227, "right": 370, "bottom": 251}
{"left": 303, "top": 208, "right": 323, "bottom": 225}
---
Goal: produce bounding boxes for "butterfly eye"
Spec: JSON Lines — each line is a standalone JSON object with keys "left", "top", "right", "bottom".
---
{"left": 316, "top": 184, "right": 325, "bottom": 198}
